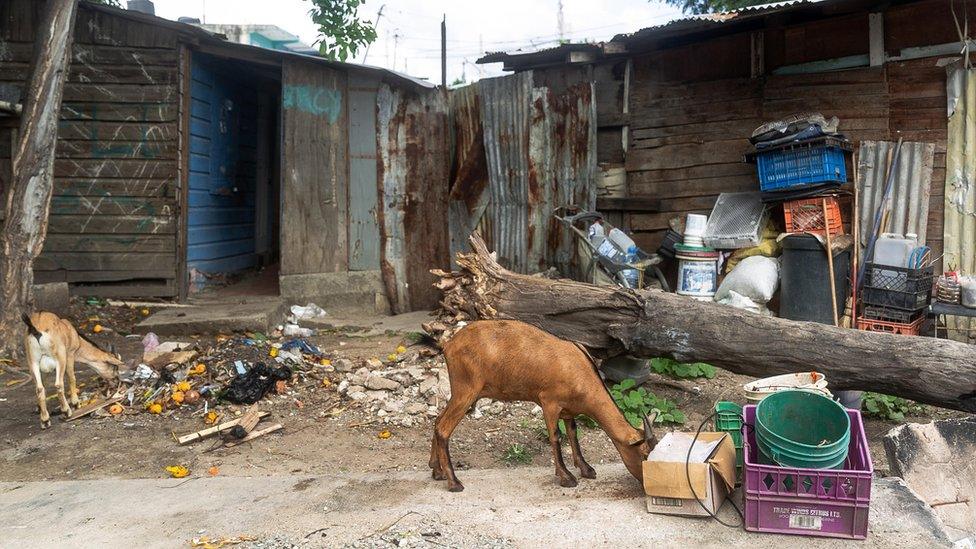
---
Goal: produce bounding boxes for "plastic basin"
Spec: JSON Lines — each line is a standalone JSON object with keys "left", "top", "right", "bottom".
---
{"left": 755, "top": 390, "right": 850, "bottom": 469}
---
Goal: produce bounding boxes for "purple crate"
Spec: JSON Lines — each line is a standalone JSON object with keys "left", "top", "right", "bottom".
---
{"left": 742, "top": 405, "right": 873, "bottom": 540}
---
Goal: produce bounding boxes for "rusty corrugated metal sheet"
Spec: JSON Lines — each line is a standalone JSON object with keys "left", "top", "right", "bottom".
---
{"left": 857, "top": 141, "right": 935, "bottom": 248}
{"left": 528, "top": 83, "right": 597, "bottom": 274}
{"left": 377, "top": 84, "right": 451, "bottom": 313}
{"left": 447, "top": 83, "right": 489, "bottom": 268}
{"left": 479, "top": 72, "right": 533, "bottom": 271}
{"left": 944, "top": 61, "right": 976, "bottom": 342}
{"left": 460, "top": 72, "right": 597, "bottom": 275}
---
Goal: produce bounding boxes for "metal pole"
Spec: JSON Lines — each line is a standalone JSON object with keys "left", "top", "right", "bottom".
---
{"left": 441, "top": 15, "right": 447, "bottom": 87}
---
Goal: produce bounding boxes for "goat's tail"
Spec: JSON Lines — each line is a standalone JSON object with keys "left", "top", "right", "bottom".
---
{"left": 21, "top": 313, "right": 42, "bottom": 341}
{"left": 410, "top": 331, "right": 441, "bottom": 350}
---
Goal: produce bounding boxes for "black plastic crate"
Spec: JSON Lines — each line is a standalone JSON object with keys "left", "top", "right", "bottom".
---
{"left": 862, "top": 305, "right": 924, "bottom": 324}
{"left": 862, "top": 286, "right": 931, "bottom": 311}
{"left": 864, "top": 263, "right": 934, "bottom": 293}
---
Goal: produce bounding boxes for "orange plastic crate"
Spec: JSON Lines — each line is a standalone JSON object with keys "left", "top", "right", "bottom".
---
{"left": 855, "top": 315, "right": 924, "bottom": 335}
{"left": 783, "top": 196, "right": 844, "bottom": 237}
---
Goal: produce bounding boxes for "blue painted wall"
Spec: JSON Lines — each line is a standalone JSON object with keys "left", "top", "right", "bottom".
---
{"left": 188, "top": 54, "right": 259, "bottom": 275}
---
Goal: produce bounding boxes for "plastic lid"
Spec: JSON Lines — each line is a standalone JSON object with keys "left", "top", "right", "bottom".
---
{"left": 674, "top": 243, "right": 715, "bottom": 252}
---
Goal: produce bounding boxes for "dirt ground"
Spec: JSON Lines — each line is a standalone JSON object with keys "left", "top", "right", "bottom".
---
{"left": 0, "top": 299, "right": 962, "bottom": 485}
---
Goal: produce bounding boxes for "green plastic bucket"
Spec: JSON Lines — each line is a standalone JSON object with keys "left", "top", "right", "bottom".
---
{"left": 755, "top": 390, "right": 851, "bottom": 469}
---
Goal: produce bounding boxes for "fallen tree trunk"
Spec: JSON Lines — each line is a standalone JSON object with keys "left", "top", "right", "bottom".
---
{"left": 430, "top": 234, "right": 976, "bottom": 413}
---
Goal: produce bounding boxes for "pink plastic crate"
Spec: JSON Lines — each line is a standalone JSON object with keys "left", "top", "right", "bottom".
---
{"left": 742, "top": 405, "right": 873, "bottom": 540}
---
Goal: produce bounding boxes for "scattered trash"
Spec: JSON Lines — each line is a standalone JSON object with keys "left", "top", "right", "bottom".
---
{"left": 147, "top": 403, "right": 163, "bottom": 414}
{"left": 282, "top": 323, "right": 314, "bottom": 337}
{"left": 108, "top": 403, "right": 124, "bottom": 415}
{"left": 190, "top": 535, "right": 257, "bottom": 549}
{"left": 66, "top": 395, "right": 125, "bottom": 422}
{"left": 205, "top": 411, "right": 220, "bottom": 425}
{"left": 222, "top": 363, "right": 292, "bottom": 405}
{"left": 165, "top": 465, "right": 189, "bottom": 478}
{"left": 141, "top": 332, "right": 160, "bottom": 353}
{"left": 290, "top": 302, "right": 327, "bottom": 320}
{"left": 234, "top": 361, "right": 247, "bottom": 375}
{"left": 184, "top": 390, "right": 201, "bottom": 405}
{"left": 208, "top": 466, "right": 219, "bottom": 476}
{"left": 188, "top": 363, "right": 207, "bottom": 376}
{"left": 378, "top": 429, "right": 392, "bottom": 439}
{"left": 177, "top": 411, "right": 272, "bottom": 445}
{"left": 92, "top": 324, "right": 104, "bottom": 333}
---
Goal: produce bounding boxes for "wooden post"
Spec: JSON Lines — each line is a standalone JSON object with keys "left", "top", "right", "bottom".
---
{"left": 0, "top": 0, "right": 78, "bottom": 357}
{"left": 823, "top": 198, "right": 840, "bottom": 327}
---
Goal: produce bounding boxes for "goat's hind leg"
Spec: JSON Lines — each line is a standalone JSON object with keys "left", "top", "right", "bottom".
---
{"left": 564, "top": 416, "right": 596, "bottom": 479}
{"left": 54, "top": 348, "right": 71, "bottom": 417}
{"left": 27, "top": 346, "right": 51, "bottom": 429}
{"left": 66, "top": 354, "right": 79, "bottom": 407}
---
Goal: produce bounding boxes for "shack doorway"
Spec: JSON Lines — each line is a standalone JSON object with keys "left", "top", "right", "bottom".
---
{"left": 185, "top": 52, "right": 281, "bottom": 295}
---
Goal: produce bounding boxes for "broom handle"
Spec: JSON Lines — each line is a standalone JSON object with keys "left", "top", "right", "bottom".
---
{"left": 824, "top": 198, "right": 840, "bottom": 327}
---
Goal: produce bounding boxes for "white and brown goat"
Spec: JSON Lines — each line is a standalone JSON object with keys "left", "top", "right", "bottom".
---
{"left": 431, "top": 320, "right": 657, "bottom": 492}
{"left": 22, "top": 312, "right": 122, "bottom": 428}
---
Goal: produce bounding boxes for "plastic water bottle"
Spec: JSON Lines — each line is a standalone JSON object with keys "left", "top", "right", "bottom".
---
{"left": 587, "top": 222, "right": 606, "bottom": 247}
{"left": 621, "top": 245, "right": 640, "bottom": 288}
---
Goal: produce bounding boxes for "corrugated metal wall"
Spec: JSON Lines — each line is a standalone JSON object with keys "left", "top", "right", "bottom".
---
{"left": 857, "top": 141, "right": 935, "bottom": 247}
{"left": 448, "top": 72, "right": 597, "bottom": 276}
{"left": 187, "top": 53, "right": 259, "bottom": 276}
{"left": 377, "top": 84, "right": 451, "bottom": 313}
{"left": 944, "top": 61, "right": 976, "bottom": 342}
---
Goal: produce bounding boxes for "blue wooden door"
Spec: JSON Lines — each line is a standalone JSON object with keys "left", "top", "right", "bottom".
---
{"left": 187, "top": 53, "right": 258, "bottom": 277}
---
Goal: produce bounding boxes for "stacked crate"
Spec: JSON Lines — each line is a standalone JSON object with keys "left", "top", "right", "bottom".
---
{"left": 857, "top": 263, "right": 934, "bottom": 335}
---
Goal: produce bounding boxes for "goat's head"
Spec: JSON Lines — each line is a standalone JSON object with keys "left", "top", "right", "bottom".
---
{"left": 83, "top": 343, "right": 124, "bottom": 381}
{"left": 619, "top": 412, "right": 659, "bottom": 482}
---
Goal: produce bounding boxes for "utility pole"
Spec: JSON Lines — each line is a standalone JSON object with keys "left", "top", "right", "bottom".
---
{"left": 362, "top": 4, "right": 384, "bottom": 63}
{"left": 392, "top": 31, "right": 399, "bottom": 71}
{"left": 441, "top": 14, "right": 447, "bottom": 87}
{"left": 557, "top": 0, "right": 565, "bottom": 42}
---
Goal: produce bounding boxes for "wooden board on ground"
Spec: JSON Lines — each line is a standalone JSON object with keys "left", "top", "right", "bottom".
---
{"left": 223, "top": 423, "right": 283, "bottom": 448}
{"left": 66, "top": 395, "right": 124, "bottom": 421}
{"left": 177, "top": 411, "right": 270, "bottom": 445}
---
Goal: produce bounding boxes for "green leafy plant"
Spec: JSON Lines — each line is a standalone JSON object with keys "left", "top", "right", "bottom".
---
{"left": 862, "top": 392, "right": 923, "bottom": 421}
{"left": 650, "top": 357, "right": 717, "bottom": 380}
{"left": 501, "top": 443, "right": 533, "bottom": 465}
{"left": 307, "top": 0, "right": 378, "bottom": 61}
{"left": 610, "top": 378, "right": 685, "bottom": 427}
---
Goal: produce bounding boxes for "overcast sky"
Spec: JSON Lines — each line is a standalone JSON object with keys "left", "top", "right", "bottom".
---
{"left": 152, "top": 0, "right": 684, "bottom": 84}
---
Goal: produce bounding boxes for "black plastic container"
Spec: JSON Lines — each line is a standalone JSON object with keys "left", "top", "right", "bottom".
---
{"left": 780, "top": 234, "right": 851, "bottom": 324}
{"left": 861, "top": 262, "right": 934, "bottom": 312}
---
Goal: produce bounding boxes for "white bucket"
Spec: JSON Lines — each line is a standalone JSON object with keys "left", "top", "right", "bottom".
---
{"left": 743, "top": 372, "right": 831, "bottom": 404}
{"left": 683, "top": 213, "right": 708, "bottom": 247}
{"left": 676, "top": 251, "right": 718, "bottom": 299}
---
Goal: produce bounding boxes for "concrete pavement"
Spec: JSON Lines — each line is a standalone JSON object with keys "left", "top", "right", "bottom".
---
{"left": 0, "top": 465, "right": 953, "bottom": 548}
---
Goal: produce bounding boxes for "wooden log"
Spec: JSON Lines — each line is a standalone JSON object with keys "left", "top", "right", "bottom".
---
{"left": 430, "top": 233, "right": 976, "bottom": 413}
{"left": 223, "top": 423, "right": 283, "bottom": 447}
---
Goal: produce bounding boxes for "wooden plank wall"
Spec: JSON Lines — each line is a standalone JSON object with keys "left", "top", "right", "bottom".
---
{"left": 0, "top": 0, "right": 180, "bottom": 296}
{"left": 624, "top": 1, "right": 953, "bottom": 262}
{"left": 280, "top": 58, "right": 348, "bottom": 275}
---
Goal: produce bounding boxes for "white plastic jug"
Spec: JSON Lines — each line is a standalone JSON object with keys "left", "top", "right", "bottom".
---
{"left": 607, "top": 228, "right": 636, "bottom": 254}
{"left": 874, "top": 233, "right": 916, "bottom": 267}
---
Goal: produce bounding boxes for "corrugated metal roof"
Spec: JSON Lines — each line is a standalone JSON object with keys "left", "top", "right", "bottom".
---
{"left": 478, "top": 0, "right": 838, "bottom": 66}
{"left": 83, "top": 1, "right": 435, "bottom": 90}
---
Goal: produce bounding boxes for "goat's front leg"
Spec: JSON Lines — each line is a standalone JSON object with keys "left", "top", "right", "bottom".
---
{"left": 66, "top": 354, "right": 79, "bottom": 407}
{"left": 565, "top": 417, "right": 596, "bottom": 479}
{"left": 543, "top": 404, "right": 577, "bottom": 488}
{"left": 54, "top": 349, "right": 71, "bottom": 417}
{"left": 29, "top": 356, "right": 51, "bottom": 429}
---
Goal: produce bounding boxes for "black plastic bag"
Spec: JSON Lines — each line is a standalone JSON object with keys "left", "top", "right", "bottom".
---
{"left": 221, "top": 363, "right": 292, "bottom": 404}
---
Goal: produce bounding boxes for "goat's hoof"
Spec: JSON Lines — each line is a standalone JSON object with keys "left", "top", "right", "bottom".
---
{"left": 60, "top": 408, "right": 72, "bottom": 417}
{"left": 559, "top": 476, "right": 579, "bottom": 488}
{"left": 40, "top": 419, "right": 51, "bottom": 429}
{"left": 448, "top": 483, "right": 465, "bottom": 492}
{"left": 580, "top": 467, "right": 597, "bottom": 479}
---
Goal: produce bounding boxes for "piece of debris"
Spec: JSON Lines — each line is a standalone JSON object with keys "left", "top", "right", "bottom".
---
{"left": 66, "top": 395, "right": 124, "bottom": 422}
{"left": 223, "top": 423, "right": 283, "bottom": 448}
{"left": 177, "top": 411, "right": 271, "bottom": 445}
{"left": 223, "top": 363, "right": 292, "bottom": 404}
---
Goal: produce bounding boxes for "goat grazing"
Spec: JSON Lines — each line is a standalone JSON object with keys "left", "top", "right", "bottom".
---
{"left": 430, "top": 320, "right": 657, "bottom": 492}
{"left": 23, "top": 312, "right": 123, "bottom": 428}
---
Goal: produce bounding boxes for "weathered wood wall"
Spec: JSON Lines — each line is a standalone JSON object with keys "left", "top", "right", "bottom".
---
{"left": 0, "top": 0, "right": 179, "bottom": 296}
{"left": 622, "top": 0, "right": 954, "bottom": 260}
{"left": 280, "top": 58, "right": 349, "bottom": 276}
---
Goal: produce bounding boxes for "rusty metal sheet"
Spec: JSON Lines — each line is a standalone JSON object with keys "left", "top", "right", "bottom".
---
{"left": 462, "top": 72, "right": 597, "bottom": 275}
{"left": 857, "top": 140, "right": 935, "bottom": 248}
{"left": 447, "top": 83, "right": 489, "bottom": 268}
{"left": 377, "top": 84, "right": 451, "bottom": 313}
{"left": 479, "top": 71, "right": 533, "bottom": 271}
{"left": 944, "top": 61, "right": 976, "bottom": 342}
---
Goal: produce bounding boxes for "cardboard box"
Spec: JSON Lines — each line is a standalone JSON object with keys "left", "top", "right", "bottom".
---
{"left": 642, "top": 431, "right": 737, "bottom": 517}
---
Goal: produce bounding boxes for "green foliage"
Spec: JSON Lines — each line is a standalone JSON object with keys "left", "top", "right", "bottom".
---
{"left": 862, "top": 392, "right": 923, "bottom": 421}
{"left": 650, "top": 357, "right": 717, "bottom": 380}
{"left": 307, "top": 0, "right": 377, "bottom": 61}
{"left": 520, "top": 416, "right": 596, "bottom": 440}
{"left": 88, "top": 0, "right": 123, "bottom": 7}
{"left": 610, "top": 378, "right": 685, "bottom": 427}
{"left": 501, "top": 443, "right": 533, "bottom": 465}
{"left": 662, "top": 0, "right": 770, "bottom": 15}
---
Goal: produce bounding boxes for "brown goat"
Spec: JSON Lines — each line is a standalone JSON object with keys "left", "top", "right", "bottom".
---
{"left": 430, "top": 320, "right": 657, "bottom": 492}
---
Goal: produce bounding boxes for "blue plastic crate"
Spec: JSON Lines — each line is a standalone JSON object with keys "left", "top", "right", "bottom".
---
{"left": 755, "top": 143, "right": 847, "bottom": 192}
